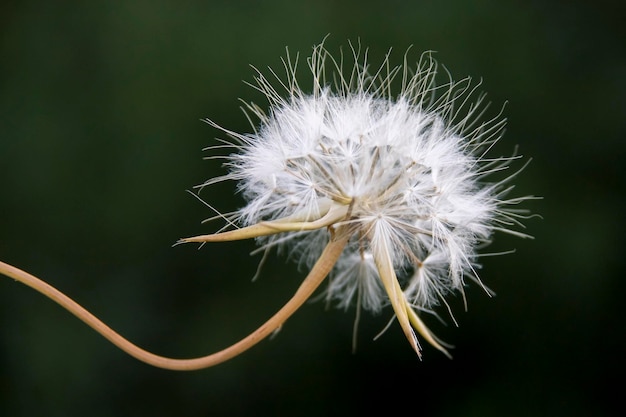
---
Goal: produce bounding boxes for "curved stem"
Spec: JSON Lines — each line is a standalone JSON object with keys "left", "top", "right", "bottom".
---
{"left": 0, "top": 230, "right": 349, "bottom": 370}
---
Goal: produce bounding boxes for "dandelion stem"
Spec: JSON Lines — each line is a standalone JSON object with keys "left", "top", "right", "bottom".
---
{"left": 0, "top": 228, "right": 349, "bottom": 370}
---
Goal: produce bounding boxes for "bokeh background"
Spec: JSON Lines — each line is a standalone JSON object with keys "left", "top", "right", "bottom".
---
{"left": 1, "top": 1, "right": 624, "bottom": 416}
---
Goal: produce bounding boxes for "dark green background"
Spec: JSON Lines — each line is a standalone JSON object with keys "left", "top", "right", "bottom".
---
{"left": 1, "top": 1, "right": 623, "bottom": 416}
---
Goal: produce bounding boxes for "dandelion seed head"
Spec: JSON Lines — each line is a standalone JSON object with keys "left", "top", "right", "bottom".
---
{"left": 196, "top": 41, "right": 535, "bottom": 356}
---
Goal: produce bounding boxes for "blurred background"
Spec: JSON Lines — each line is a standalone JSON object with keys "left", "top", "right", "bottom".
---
{"left": 1, "top": 1, "right": 624, "bottom": 416}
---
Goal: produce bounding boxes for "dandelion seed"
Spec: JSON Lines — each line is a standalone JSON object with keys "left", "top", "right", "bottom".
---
{"left": 0, "top": 40, "right": 536, "bottom": 369}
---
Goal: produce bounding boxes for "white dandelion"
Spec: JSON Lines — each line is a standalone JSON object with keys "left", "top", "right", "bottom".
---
{"left": 183, "top": 41, "right": 534, "bottom": 359}
{"left": 0, "top": 40, "right": 534, "bottom": 369}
